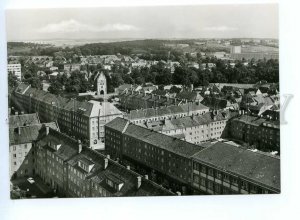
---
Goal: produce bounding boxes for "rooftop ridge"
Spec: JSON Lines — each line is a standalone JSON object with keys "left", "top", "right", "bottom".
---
{"left": 83, "top": 148, "right": 174, "bottom": 194}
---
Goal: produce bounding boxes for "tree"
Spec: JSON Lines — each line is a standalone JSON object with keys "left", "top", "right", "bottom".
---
{"left": 155, "top": 69, "right": 172, "bottom": 85}
{"left": 24, "top": 77, "right": 42, "bottom": 89}
{"left": 8, "top": 72, "right": 18, "bottom": 89}
{"left": 48, "top": 81, "right": 63, "bottom": 95}
{"left": 110, "top": 73, "right": 124, "bottom": 89}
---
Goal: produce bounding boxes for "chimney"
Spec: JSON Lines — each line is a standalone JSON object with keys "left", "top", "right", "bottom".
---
{"left": 78, "top": 140, "right": 82, "bottom": 153}
{"left": 126, "top": 165, "right": 130, "bottom": 170}
{"left": 158, "top": 95, "right": 161, "bottom": 99}
{"left": 46, "top": 126, "right": 49, "bottom": 135}
{"left": 104, "top": 158, "right": 108, "bottom": 169}
{"left": 144, "top": 175, "right": 148, "bottom": 180}
{"left": 136, "top": 176, "right": 142, "bottom": 189}
{"left": 18, "top": 127, "right": 21, "bottom": 135}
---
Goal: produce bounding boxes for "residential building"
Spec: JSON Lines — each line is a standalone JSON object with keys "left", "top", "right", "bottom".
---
{"left": 119, "top": 90, "right": 208, "bottom": 111}
{"left": 35, "top": 127, "right": 174, "bottom": 197}
{"left": 126, "top": 102, "right": 209, "bottom": 126}
{"left": 9, "top": 113, "right": 59, "bottom": 179}
{"left": 229, "top": 114, "right": 280, "bottom": 153}
{"left": 105, "top": 117, "right": 280, "bottom": 194}
{"left": 64, "top": 64, "right": 81, "bottom": 72}
{"left": 105, "top": 117, "right": 205, "bottom": 193}
{"left": 7, "top": 63, "right": 22, "bottom": 80}
{"left": 12, "top": 83, "right": 123, "bottom": 149}
{"left": 151, "top": 110, "right": 236, "bottom": 144}
{"left": 191, "top": 142, "right": 280, "bottom": 194}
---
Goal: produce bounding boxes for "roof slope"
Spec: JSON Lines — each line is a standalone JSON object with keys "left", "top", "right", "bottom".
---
{"left": 124, "top": 122, "right": 204, "bottom": 157}
{"left": 9, "top": 113, "right": 40, "bottom": 128}
{"left": 9, "top": 122, "right": 59, "bottom": 145}
{"left": 192, "top": 142, "right": 280, "bottom": 191}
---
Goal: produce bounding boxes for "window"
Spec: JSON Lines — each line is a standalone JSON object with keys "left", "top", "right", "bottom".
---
{"left": 207, "top": 181, "right": 214, "bottom": 190}
{"left": 13, "top": 154, "right": 16, "bottom": 158}
{"left": 201, "top": 165, "right": 206, "bottom": 173}
{"left": 208, "top": 168, "right": 214, "bottom": 176}
{"left": 241, "top": 181, "right": 248, "bottom": 190}
{"left": 215, "top": 171, "right": 222, "bottom": 179}
{"left": 193, "top": 175, "right": 199, "bottom": 183}
{"left": 223, "top": 174, "right": 230, "bottom": 183}
{"left": 231, "top": 177, "right": 238, "bottom": 186}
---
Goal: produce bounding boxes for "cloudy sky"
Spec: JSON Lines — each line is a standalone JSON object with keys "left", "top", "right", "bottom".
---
{"left": 6, "top": 4, "right": 278, "bottom": 41}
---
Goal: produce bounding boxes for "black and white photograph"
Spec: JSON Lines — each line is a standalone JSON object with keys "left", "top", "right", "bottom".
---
{"left": 1, "top": 0, "right": 300, "bottom": 219}
{"left": 6, "top": 3, "right": 281, "bottom": 198}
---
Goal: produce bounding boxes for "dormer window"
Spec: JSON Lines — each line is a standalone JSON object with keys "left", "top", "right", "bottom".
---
{"left": 78, "top": 158, "right": 94, "bottom": 173}
{"left": 105, "top": 174, "right": 124, "bottom": 191}
{"left": 51, "top": 143, "right": 61, "bottom": 151}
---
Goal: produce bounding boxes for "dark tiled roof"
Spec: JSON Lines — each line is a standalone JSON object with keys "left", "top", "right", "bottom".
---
{"left": 201, "top": 97, "right": 229, "bottom": 109}
{"left": 128, "top": 103, "right": 209, "bottom": 120}
{"left": 37, "top": 128, "right": 80, "bottom": 161}
{"left": 68, "top": 148, "right": 174, "bottom": 196}
{"left": 9, "top": 122, "right": 59, "bottom": 145}
{"left": 20, "top": 84, "right": 96, "bottom": 117}
{"left": 192, "top": 142, "right": 280, "bottom": 192}
{"left": 124, "top": 122, "right": 204, "bottom": 157}
{"left": 105, "top": 117, "right": 128, "bottom": 132}
{"left": 177, "top": 90, "right": 202, "bottom": 101}
{"left": 9, "top": 113, "right": 40, "bottom": 128}
{"left": 232, "top": 115, "right": 279, "bottom": 128}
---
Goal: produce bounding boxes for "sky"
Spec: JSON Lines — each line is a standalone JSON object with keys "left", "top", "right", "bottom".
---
{"left": 5, "top": 4, "right": 278, "bottom": 41}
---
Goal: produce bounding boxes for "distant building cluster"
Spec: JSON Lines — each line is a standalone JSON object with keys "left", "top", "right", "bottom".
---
{"left": 230, "top": 45, "right": 279, "bottom": 60}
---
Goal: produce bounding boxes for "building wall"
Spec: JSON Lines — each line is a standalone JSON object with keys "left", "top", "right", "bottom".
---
{"left": 12, "top": 90, "right": 122, "bottom": 149}
{"left": 9, "top": 142, "right": 33, "bottom": 178}
{"left": 161, "top": 119, "right": 227, "bottom": 144}
{"left": 105, "top": 121, "right": 279, "bottom": 195}
{"left": 229, "top": 119, "right": 280, "bottom": 152}
{"left": 105, "top": 127, "right": 192, "bottom": 187}
{"left": 129, "top": 108, "right": 209, "bottom": 127}
{"left": 191, "top": 160, "right": 275, "bottom": 194}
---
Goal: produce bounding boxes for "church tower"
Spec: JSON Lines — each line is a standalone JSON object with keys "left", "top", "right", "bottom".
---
{"left": 96, "top": 72, "right": 107, "bottom": 97}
